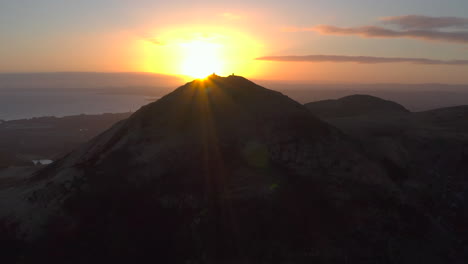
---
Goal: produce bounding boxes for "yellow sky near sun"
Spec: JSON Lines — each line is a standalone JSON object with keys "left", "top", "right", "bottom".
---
{"left": 139, "top": 27, "right": 265, "bottom": 79}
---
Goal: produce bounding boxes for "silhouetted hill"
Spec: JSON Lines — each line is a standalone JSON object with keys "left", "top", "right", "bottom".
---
{"left": 305, "top": 94, "right": 410, "bottom": 118}
{"left": 412, "top": 105, "right": 468, "bottom": 132}
{"left": 0, "top": 76, "right": 460, "bottom": 263}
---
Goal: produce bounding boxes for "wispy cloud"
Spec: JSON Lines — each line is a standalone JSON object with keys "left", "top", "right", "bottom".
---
{"left": 380, "top": 15, "right": 468, "bottom": 29}
{"left": 146, "top": 38, "right": 166, "bottom": 46}
{"left": 287, "top": 15, "right": 468, "bottom": 44}
{"left": 256, "top": 54, "right": 468, "bottom": 65}
{"left": 313, "top": 25, "right": 468, "bottom": 44}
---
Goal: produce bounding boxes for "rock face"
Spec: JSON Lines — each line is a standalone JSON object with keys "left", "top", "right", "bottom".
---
{"left": 0, "top": 76, "right": 460, "bottom": 263}
{"left": 305, "top": 94, "right": 410, "bottom": 118}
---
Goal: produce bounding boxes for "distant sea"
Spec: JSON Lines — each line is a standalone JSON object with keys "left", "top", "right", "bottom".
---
{"left": 0, "top": 88, "right": 151, "bottom": 120}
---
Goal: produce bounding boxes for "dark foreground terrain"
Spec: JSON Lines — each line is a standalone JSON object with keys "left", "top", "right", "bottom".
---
{"left": 0, "top": 112, "right": 132, "bottom": 167}
{"left": 0, "top": 76, "right": 467, "bottom": 263}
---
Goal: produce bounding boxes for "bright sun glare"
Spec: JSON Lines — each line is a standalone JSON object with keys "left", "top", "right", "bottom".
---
{"left": 180, "top": 41, "right": 223, "bottom": 79}
{"left": 141, "top": 28, "right": 262, "bottom": 79}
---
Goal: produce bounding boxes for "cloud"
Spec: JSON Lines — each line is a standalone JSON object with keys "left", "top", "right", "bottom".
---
{"left": 380, "top": 15, "right": 468, "bottom": 29}
{"left": 146, "top": 38, "right": 166, "bottom": 46}
{"left": 285, "top": 15, "right": 468, "bottom": 44}
{"left": 313, "top": 24, "right": 468, "bottom": 44}
{"left": 255, "top": 54, "right": 468, "bottom": 65}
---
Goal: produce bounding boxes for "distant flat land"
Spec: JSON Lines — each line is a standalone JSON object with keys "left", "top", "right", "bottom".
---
{"left": 0, "top": 112, "right": 131, "bottom": 167}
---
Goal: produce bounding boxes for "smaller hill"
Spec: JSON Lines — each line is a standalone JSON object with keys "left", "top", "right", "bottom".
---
{"left": 412, "top": 105, "right": 468, "bottom": 132}
{"left": 305, "top": 94, "right": 410, "bottom": 118}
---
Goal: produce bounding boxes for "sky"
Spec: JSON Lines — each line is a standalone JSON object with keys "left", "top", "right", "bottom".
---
{"left": 1, "top": 0, "right": 468, "bottom": 83}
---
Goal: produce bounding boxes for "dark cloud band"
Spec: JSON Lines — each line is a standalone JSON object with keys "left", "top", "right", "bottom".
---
{"left": 313, "top": 25, "right": 468, "bottom": 44}
{"left": 380, "top": 15, "right": 468, "bottom": 29}
{"left": 255, "top": 55, "right": 468, "bottom": 65}
{"left": 285, "top": 15, "right": 468, "bottom": 44}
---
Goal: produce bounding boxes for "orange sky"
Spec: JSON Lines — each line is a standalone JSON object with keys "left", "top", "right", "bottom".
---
{"left": 1, "top": 1, "right": 468, "bottom": 84}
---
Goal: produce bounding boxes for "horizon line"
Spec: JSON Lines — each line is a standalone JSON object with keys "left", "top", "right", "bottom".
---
{"left": 0, "top": 71, "right": 468, "bottom": 86}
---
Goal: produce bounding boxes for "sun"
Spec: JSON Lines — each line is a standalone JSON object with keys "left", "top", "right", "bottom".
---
{"left": 140, "top": 27, "right": 263, "bottom": 79}
{"left": 180, "top": 41, "right": 223, "bottom": 79}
